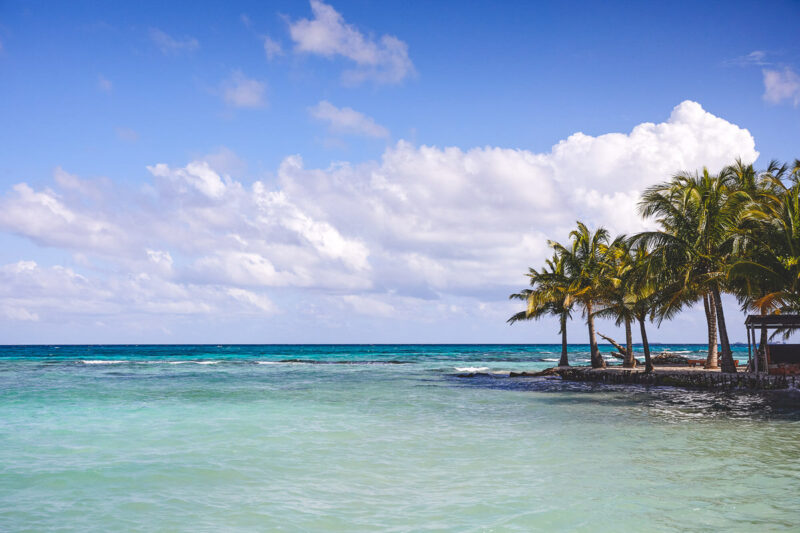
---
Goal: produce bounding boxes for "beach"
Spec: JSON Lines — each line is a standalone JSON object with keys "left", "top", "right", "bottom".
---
{"left": 1, "top": 344, "right": 798, "bottom": 531}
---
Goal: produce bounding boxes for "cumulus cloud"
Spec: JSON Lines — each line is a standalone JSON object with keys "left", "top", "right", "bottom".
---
{"left": 0, "top": 260, "right": 278, "bottom": 323}
{"left": 149, "top": 28, "right": 199, "bottom": 55}
{"left": 0, "top": 182, "right": 128, "bottom": 253}
{"left": 309, "top": 100, "right": 389, "bottom": 138}
{"left": 222, "top": 71, "right": 267, "bottom": 108}
{"left": 288, "top": 0, "right": 414, "bottom": 84}
{"left": 147, "top": 161, "right": 228, "bottom": 199}
{"left": 279, "top": 100, "right": 757, "bottom": 293}
{"left": 763, "top": 67, "right": 800, "bottom": 106}
{"left": 0, "top": 102, "right": 758, "bottom": 329}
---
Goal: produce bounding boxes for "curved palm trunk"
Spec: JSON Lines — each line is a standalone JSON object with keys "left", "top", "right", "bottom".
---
{"left": 638, "top": 315, "right": 653, "bottom": 373}
{"left": 703, "top": 293, "right": 719, "bottom": 369}
{"left": 711, "top": 284, "right": 737, "bottom": 373}
{"left": 558, "top": 313, "right": 569, "bottom": 367}
{"left": 623, "top": 318, "right": 635, "bottom": 368}
{"left": 586, "top": 301, "right": 605, "bottom": 368}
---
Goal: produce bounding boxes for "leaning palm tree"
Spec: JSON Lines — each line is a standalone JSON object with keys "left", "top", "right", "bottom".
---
{"left": 508, "top": 253, "right": 576, "bottom": 366}
{"left": 551, "top": 222, "right": 612, "bottom": 369}
{"left": 636, "top": 167, "right": 750, "bottom": 373}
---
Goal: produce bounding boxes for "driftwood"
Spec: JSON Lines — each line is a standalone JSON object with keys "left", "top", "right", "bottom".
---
{"left": 598, "top": 332, "right": 643, "bottom": 365}
{"left": 598, "top": 332, "right": 627, "bottom": 358}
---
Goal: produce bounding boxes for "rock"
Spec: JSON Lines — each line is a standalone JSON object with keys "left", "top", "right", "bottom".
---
{"left": 509, "top": 367, "right": 559, "bottom": 378}
{"left": 651, "top": 352, "right": 690, "bottom": 366}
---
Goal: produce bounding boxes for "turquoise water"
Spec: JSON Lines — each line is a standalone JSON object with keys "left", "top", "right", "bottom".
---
{"left": 1, "top": 344, "right": 798, "bottom": 532}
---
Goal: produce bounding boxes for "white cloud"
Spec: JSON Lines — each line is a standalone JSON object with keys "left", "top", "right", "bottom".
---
{"left": 0, "top": 260, "right": 277, "bottom": 322}
{"left": 97, "top": 74, "right": 112, "bottom": 92}
{"left": 227, "top": 287, "right": 277, "bottom": 313}
{"left": 222, "top": 71, "right": 267, "bottom": 108}
{"left": 0, "top": 182, "right": 128, "bottom": 253}
{"left": 309, "top": 100, "right": 389, "bottom": 138}
{"left": 149, "top": 28, "right": 199, "bottom": 55}
{"left": 263, "top": 36, "right": 283, "bottom": 60}
{"left": 193, "top": 251, "right": 294, "bottom": 287}
{"left": 288, "top": 0, "right": 414, "bottom": 84}
{"left": 279, "top": 101, "right": 757, "bottom": 292}
{"left": 727, "top": 50, "right": 769, "bottom": 67}
{"left": 146, "top": 249, "right": 174, "bottom": 275}
{"left": 147, "top": 161, "right": 228, "bottom": 199}
{"left": 342, "top": 294, "right": 394, "bottom": 317}
{"left": 0, "top": 102, "right": 758, "bottom": 329}
{"left": 3, "top": 306, "right": 39, "bottom": 321}
{"left": 763, "top": 68, "right": 800, "bottom": 106}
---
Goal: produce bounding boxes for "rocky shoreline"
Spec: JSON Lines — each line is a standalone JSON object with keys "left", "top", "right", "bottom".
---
{"left": 453, "top": 364, "right": 797, "bottom": 392}
{"left": 555, "top": 366, "right": 796, "bottom": 391}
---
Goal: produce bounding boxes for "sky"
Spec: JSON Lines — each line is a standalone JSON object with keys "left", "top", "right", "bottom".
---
{"left": 0, "top": 0, "right": 798, "bottom": 344}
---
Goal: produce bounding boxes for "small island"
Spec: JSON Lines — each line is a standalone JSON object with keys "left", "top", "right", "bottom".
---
{"left": 509, "top": 158, "right": 800, "bottom": 392}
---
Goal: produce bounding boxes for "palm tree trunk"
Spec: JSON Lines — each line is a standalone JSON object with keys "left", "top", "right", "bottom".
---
{"left": 638, "top": 315, "right": 653, "bottom": 373}
{"left": 759, "top": 325, "right": 768, "bottom": 372}
{"left": 558, "top": 313, "right": 570, "bottom": 366}
{"left": 703, "top": 292, "right": 719, "bottom": 369}
{"left": 586, "top": 301, "right": 605, "bottom": 368}
{"left": 711, "top": 284, "right": 737, "bottom": 373}
{"left": 623, "top": 318, "right": 635, "bottom": 368}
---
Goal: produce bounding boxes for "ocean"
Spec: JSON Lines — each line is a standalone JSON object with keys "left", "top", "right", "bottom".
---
{"left": 1, "top": 344, "right": 798, "bottom": 531}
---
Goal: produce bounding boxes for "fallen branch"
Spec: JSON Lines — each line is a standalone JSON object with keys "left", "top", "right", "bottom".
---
{"left": 598, "top": 332, "right": 627, "bottom": 358}
{"left": 598, "top": 332, "right": 643, "bottom": 365}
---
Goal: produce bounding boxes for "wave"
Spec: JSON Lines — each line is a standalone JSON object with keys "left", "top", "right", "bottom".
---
{"left": 541, "top": 358, "right": 559, "bottom": 362}
{"left": 81, "top": 360, "right": 125, "bottom": 365}
{"left": 454, "top": 366, "right": 489, "bottom": 372}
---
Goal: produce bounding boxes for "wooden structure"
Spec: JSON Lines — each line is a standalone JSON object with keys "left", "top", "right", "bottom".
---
{"left": 745, "top": 315, "right": 800, "bottom": 375}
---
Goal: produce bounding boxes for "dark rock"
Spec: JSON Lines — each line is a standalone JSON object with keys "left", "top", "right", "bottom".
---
{"left": 509, "top": 367, "right": 559, "bottom": 378}
{"left": 651, "top": 352, "right": 690, "bottom": 366}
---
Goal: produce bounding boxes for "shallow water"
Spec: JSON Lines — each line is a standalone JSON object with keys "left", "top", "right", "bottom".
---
{"left": 1, "top": 345, "right": 797, "bottom": 531}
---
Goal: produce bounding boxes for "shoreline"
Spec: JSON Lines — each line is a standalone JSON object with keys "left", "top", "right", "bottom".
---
{"left": 455, "top": 364, "right": 799, "bottom": 392}
{"left": 555, "top": 365, "right": 797, "bottom": 391}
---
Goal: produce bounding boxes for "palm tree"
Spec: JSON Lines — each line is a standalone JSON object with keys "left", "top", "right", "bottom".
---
{"left": 627, "top": 243, "right": 658, "bottom": 373}
{"left": 729, "top": 161, "right": 800, "bottom": 360}
{"left": 508, "top": 253, "right": 576, "bottom": 366}
{"left": 551, "top": 222, "right": 612, "bottom": 369}
{"left": 636, "top": 167, "right": 750, "bottom": 373}
{"left": 593, "top": 236, "right": 638, "bottom": 368}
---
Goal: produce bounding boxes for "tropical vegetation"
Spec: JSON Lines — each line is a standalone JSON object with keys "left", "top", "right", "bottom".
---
{"left": 509, "top": 158, "right": 800, "bottom": 373}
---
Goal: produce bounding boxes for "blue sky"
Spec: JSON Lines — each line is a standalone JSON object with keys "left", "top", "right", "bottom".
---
{"left": 0, "top": 0, "right": 798, "bottom": 343}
